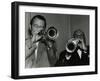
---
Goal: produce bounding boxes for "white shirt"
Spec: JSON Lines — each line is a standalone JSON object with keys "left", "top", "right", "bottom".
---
{"left": 65, "top": 55, "right": 71, "bottom": 60}
{"left": 77, "top": 49, "right": 82, "bottom": 59}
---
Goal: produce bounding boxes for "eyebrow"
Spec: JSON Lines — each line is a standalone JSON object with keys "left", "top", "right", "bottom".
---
{"left": 32, "top": 24, "right": 44, "bottom": 27}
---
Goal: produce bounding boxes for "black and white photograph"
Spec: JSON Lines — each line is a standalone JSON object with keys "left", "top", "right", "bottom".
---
{"left": 11, "top": 1, "right": 97, "bottom": 79}
{"left": 25, "top": 13, "right": 90, "bottom": 68}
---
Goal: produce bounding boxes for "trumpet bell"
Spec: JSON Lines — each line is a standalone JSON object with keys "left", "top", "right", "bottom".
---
{"left": 67, "top": 42, "right": 76, "bottom": 51}
{"left": 66, "top": 38, "right": 80, "bottom": 53}
{"left": 47, "top": 27, "right": 59, "bottom": 40}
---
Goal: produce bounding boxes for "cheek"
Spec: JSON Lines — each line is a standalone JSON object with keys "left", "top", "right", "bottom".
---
{"left": 32, "top": 28, "right": 43, "bottom": 34}
{"left": 32, "top": 27, "right": 37, "bottom": 32}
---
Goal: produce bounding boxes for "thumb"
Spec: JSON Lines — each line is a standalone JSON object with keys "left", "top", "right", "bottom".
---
{"left": 32, "top": 35, "right": 36, "bottom": 42}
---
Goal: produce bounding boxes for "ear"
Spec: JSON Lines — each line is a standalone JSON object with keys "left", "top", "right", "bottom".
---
{"left": 29, "top": 24, "right": 31, "bottom": 31}
{"left": 28, "top": 24, "right": 32, "bottom": 36}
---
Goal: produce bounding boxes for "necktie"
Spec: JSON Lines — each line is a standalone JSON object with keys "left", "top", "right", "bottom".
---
{"left": 32, "top": 42, "right": 39, "bottom": 67}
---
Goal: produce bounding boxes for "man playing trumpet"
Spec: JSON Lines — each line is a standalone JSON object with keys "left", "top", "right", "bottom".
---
{"left": 55, "top": 29, "right": 89, "bottom": 66}
{"left": 25, "top": 15, "right": 57, "bottom": 68}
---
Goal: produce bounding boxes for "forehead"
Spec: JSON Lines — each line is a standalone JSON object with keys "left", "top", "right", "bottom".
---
{"left": 32, "top": 18, "right": 45, "bottom": 25}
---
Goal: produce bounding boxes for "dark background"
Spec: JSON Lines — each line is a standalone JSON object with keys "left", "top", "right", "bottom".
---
{"left": 25, "top": 12, "right": 89, "bottom": 58}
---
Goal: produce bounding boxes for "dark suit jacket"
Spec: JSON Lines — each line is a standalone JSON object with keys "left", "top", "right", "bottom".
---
{"left": 55, "top": 46, "right": 89, "bottom": 66}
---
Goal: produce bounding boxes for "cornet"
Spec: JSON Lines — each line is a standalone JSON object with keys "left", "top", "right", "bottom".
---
{"left": 66, "top": 38, "right": 81, "bottom": 53}
{"left": 37, "top": 26, "right": 58, "bottom": 48}
{"left": 38, "top": 26, "right": 59, "bottom": 40}
{"left": 46, "top": 27, "right": 59, "bottom": 40}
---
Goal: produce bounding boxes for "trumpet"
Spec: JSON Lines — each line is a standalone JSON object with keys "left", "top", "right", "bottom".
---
{"left": 66, "top": 38, "right": 81, "bottom": 53}
{"left": 37, "top": 26, "right": 59, "bottom": 41}
{"left": 46, "top": 27, "right": 59, "bottom": 40}
{"left": 37, "top": 27, "right": 58, "bottom": 48}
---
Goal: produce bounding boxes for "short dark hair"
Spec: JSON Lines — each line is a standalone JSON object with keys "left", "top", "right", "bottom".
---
{"left": 30, "top": 15, "right": 46, "bottom": 29}
{"left": 28, "top": 15, "right": 46, "bottom": 36}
